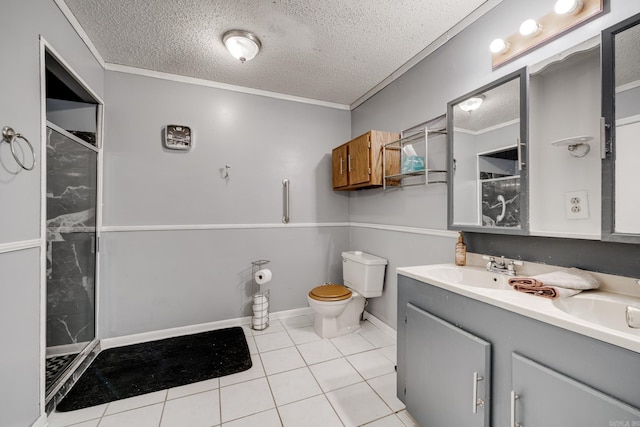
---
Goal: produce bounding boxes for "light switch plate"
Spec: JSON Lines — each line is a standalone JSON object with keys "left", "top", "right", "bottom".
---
{"left": 565, "top": 191, "right": 589, "bottom": 219}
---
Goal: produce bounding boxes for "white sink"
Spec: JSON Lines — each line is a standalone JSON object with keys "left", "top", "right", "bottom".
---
{"left": 418, "top": 264, "right": 512, "bottom": 290}
{"left": 552, "top": 292, "right": 640, "bottom": 336}
{"left": 399, "top": 262, "right": 640, "bottom": 353}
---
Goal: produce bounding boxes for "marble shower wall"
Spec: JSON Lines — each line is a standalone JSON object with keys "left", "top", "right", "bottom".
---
{"left": 46, "top": 127, "right": 97, "bottom": 349}
{"left": 481, "top": 177, "right": 521, "bottom": 228}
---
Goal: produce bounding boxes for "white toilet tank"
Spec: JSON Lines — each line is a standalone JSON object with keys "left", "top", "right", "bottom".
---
{"left": 342, "top": 251, "right": 388, "bottom": 298}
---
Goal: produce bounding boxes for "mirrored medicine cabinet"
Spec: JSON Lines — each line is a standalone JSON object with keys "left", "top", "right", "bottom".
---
{"left": 528, "top": 38, "right": 601, "bottom": 239}
{"left": 602, "top": 12, "right": 640, "bottom": 243}
{"left": 447, "top": 68, "right": 528, "bottom": 235}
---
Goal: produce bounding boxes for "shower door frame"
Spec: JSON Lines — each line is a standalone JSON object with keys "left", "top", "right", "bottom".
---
{"left": 39, "top": 37, "right": 104, "bottom": 409}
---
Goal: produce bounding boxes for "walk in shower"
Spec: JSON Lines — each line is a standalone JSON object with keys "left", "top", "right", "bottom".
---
{"left": 45, "top": 124, "right": 98, "bottom": 393}
{"left": 44, "top": 48, "right": 102, "bottom": 407}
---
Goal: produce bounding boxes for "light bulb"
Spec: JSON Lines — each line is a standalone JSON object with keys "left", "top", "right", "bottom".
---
{"left": 519, "top": 19, "right": 542, "bottom": 37}
{"left": 489, "top": 38, "right": 510, "bottom": 54}
{"left": 223, "top": 30, "right": 261, "bottom": 63}
{"left": 554, "top": 0, "right": 583, "bottom": 15}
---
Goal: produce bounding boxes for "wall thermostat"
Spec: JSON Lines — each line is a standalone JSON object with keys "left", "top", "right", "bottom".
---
{"left": 163, "top": 125, "right": 193, "bottom": 150}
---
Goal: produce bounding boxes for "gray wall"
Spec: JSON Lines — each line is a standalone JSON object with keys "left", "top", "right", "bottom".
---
{"left": 101, "top": 70, "right": 351, "bottom": 338}
{"left": 0, "top": 249, "right": 42, "bottom": 427}
{"left": 0, "top": 0, "right": 104, "bottom": 425}
{"left": 617, "top": 85, "right": 640, "bottom": 119}
{"left": 349, "top": 0, "right": 640, "bottom": 328}
{"left": 350, "top": 227, "right": 453, "bottom": 329}
{"left": 100, "top": 227, "right": 348, "bottom": 337}
{"left": 46, "top": 99, "right": 98, "bottom": 133}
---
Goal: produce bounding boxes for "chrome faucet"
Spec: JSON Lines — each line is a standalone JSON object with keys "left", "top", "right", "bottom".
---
{"left": 484, "top": 256, "right": 522, "bottom": 276}
{"left": 626, "top": 306, "right": 640, "bottom": 329}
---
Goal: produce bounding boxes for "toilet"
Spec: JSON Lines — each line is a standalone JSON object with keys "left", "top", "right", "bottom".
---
{"left": 308, "top": 251, "right": 387, "bottom": 338}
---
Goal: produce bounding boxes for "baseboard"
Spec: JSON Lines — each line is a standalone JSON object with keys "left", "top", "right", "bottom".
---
{"left": 31, "top": 412, "right": 47, "bottom": 427}
{"left": 363, "top": 311, "right": 397, "bottom": 339}
{"left": 269, "top": 306, "right": 313, "bottom": 320}
{"left": 101, "top": 307, "right": 314, "bottom": 350}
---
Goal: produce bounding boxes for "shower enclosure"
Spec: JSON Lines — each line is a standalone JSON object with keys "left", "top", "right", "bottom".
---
{"left": 45, "top": 124, "right": 98, "bottom": 395}
{"left": 43, "top": 47, "right": 102, "bottom": 407}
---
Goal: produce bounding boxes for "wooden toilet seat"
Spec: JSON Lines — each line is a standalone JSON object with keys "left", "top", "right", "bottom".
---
{"left": 308, "top": 284, "right": 352, "bottom": 302}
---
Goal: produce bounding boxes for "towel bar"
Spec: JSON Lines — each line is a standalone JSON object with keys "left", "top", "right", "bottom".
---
{"left": 282, "top": 178, "right": 290, "bottom": 224}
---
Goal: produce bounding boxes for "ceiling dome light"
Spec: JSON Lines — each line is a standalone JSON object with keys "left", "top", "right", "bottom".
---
{"left": 489, "top": 38, "right": 510, "bottom": 54}
{"left": 519, "top": 19, "right": 542, "bottom": 37}
{"left": 459, "top": 96, "right": 485, "bottom": 112}
{"left": 554, "top": 0, "right": 583, "bottom": 15}
{"left": 223, "top": 30, "right": 261, "bottom": 63}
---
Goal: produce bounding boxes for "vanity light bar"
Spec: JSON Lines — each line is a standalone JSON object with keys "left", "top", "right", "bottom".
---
{"left": 491, "top": 0, "right": 603, "bottom": 69}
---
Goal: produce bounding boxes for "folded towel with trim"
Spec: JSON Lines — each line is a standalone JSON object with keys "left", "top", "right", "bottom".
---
{"left": 508, "top": 268, "right": 600, "bottom": 299}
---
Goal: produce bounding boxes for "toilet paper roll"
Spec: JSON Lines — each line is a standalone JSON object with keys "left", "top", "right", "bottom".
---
{"left": 254, "top": 269, "right": 272, "bottom": 285}
{"left": 253, "top": 303, "right": 269, "bottom": 312}
{"left": 253, "top": 308, "right": 268, "bottom": 318}
{"left": 253, "top": 294, "right": 268, "bottom": 305}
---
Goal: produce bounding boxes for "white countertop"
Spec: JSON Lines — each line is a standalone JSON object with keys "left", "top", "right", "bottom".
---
{"left": 397, "top": 262, "right": 640, "bottom": 354}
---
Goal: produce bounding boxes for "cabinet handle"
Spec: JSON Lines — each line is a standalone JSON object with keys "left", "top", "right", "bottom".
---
{"left": 282, "top": 179, "right": 290, "bottom": 224}
{"left": 348, "top": 154, "right": 352, "bottom": 172}
{"left": 510, "top": 390, "right": 521, "bottom": 427}
{"left": 600, "top": 117, "right": 610, "bottom": 159}
{"left": 472, "top": 372, "right": 484, "bottom": 413}
{"left": 516, "top": 138, "right": 525, "bottom": 171}
{"left": 340, "top": 157, "right": 344, "bottom": 174}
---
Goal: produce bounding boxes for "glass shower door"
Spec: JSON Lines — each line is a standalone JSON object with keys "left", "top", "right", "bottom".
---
{"left": 45, "top": 125, "right": 98, "bottom": 394}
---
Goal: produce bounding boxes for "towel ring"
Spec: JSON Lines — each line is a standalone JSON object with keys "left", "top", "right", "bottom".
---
{"left": 2, "top": 126, "right": 36, "bottom": 171}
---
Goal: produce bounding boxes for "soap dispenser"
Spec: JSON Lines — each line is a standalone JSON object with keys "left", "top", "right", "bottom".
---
{"left": 455, "top": 232, "right": 466, "bottom": 266}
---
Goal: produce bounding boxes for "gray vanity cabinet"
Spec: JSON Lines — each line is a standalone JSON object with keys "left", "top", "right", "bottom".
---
{"left": 397, "top": 274, "right": 640, "bottom": 427}
{"left": 512, "top": 353, "right": 640, "bottom": 426}
{"left": 405, "top": 303, "right": 490, "bottom": 427}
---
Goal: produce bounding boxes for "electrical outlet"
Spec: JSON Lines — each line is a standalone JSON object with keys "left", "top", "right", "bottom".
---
{"left": 565, "top": 191, "right": 589, "bottom": 219}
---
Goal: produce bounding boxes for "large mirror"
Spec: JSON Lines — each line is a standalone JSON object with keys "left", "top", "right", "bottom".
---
{"left": 447, "top": 68, "right": 528, "bottom": 234}
{"left": 602, "top": 12, "right": 640, "bottom": 243}
{"left": 528, "top": 39, "right": 601, "bottom": 240}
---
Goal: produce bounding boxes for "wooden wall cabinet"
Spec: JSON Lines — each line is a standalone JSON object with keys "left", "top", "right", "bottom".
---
{"left": 332, "top": 130, "right": 400, "bottom": 191}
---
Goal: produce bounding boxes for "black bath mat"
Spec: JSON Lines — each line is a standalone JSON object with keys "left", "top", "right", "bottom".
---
{"left": 56, "top": 327, "right": 251, "bottom": 412}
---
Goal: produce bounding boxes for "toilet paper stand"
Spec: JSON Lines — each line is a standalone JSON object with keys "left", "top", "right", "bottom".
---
{"left": 251, "top": 259, "right": 270, "bottom": 331}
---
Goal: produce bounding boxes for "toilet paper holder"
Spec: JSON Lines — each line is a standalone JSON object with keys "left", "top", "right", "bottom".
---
{"left": 251, "top": 259, "right": 270, "bottom": 331}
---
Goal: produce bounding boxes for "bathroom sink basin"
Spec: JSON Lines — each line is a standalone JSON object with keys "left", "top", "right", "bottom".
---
{"left": 552, "top": 292, "right": 640, "bottom": 335}
{"left": 420, "top": 265, "right": 512, "bottom": 290}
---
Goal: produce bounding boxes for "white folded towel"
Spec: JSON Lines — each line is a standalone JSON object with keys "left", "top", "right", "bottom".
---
{"left": 508, "top": 268, "right": 600, "bottom": 299}
{"left": 531, "top": 268, "right": 600, "bottom": 290}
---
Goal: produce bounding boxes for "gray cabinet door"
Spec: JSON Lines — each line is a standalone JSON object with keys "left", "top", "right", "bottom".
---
{"left": 405, "top": 303, "right": 491, "bottom": 427}
{"left": 512, "top": 353, "right": 640, "bottom": 426}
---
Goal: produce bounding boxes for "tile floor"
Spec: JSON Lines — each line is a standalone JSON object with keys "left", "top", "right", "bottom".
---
{"left": 47, "top": 314, "right": 419, "bottom": 427}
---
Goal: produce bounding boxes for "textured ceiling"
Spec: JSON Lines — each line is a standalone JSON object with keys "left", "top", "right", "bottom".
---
{"left": 453, "top": 77, "right": 520, "bottom": 132}
{"left": 62, "top": 0, "right": 490, "bottom": 106}
{"left": 615, "top": 22, "right": 640, "bottom": 87}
